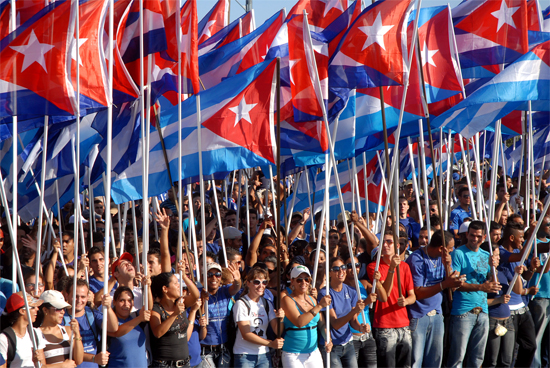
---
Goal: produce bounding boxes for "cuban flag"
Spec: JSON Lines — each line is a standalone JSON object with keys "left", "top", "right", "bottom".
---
{"left": 431, "top": 40, "right": 550, "bottom": 139}
{"left": 452, "top": 0, "right": 529, "bottom": 68}
{"left": 287, "top": 0, "right": 348, "bottom": 33}
{"left": 0, "top": 0, "right": 45, "bottom": 40}
{"left": 111, "top": 59, "right": 278, "bottom": 204}
{"left": 543, "top": 4, "right": 550, "bottom": 31}
{"left": 198, "top": 11, "right": 252, "bottom": 57}
{"left": 329, "top": 0, "right": 415, "bottom": 89}
{"left": 198, "top": 0, "right": 229, "bottom": 44}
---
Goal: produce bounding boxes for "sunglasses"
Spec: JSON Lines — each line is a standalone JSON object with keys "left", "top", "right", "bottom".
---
{"left": 462, "top": 195, "right": 470, "bottom": 198}
{"left": 50, "top": 307, "right": 65, "bottom": 312}
{"left": 252, "top": 279, "right": 268, "bottom": 286}
{"left": 296, "top": 277, "right": 311, "bottom": 284}
{"left": 331, "top": 265, "right": 347, "bottom": 272}
{"left": 544, "top": 223, "right": 550, "bottom": 227}
{"left": 346, "top": 263, "right": 360, "bottom": 269}
{"left": 207, "top": 272, "right": 222, "bottom": 278}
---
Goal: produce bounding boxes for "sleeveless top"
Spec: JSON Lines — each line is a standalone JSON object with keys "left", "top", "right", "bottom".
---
{"left": 151, "top": 302, "right": 190, "bottom": 361}
{"left": 40, "top": 325, "right": 71, "bottom": 365}
{"left": 282, "top": 295, "right": 320, "bottom": 354}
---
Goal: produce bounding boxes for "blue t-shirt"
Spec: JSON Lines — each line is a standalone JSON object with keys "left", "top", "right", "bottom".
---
{"left": 529, "top": 239, "right": 550, "bottom": 299}
{"left": 0, "top": 278, "right": 18, "bottom": 301}
{"left": 188, "top": 311, "right": 202, "bottom": 367}
{"left": 350, "top": 282, "right": 370, "bottom": 333}
{"left": 63, "top": 307, "right": 104, "bottom": 368}
{"left": 206, "top": 241, "right": 220, "bottom": 254}
{"left": 201, "top": 285, "right": 232, "bottom": 345}
{"left": 451, "top": 245, "right": 490, "bottom": 315}
{"left": 498, "top": 246, "right": 524, "bottom": 306}
{"left": 488, "top": 269, "right": 511, "bottom": 318}
{"left": 450, "top": 207, "right": 472, "bottom": 231}
{"left": 406, "top": 248, "right": 446, "bottom": 319}
{"left": 88, "top": 276, "right": 118, "bottom": 294}
{"left": 107, "top": 315, "right": 147, "bottom": 368}
{"left": 319, "top": 284, "right": 357, "bottom": 345}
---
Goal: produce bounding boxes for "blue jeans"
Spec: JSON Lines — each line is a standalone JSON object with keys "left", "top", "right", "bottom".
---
{"left": 483, "top": 317, "right": 515, "bottom": 368}
{"left": 199, "top": 346, "right": 231, "bottom": 368}
{"left": 409, "top": 313, "right": 444, "bottom": 368}
{"left": 329, "top": 341, "right": 357, "bottom": 368}
{"left": 530, "top": 298, "right": 550, "bottom": 368}
{"left": 446, "top": 311, "right": 489, "bottom": 368}
{"left": 233, "top": 353, "right": 272, "bottom": 368}
{"left": 353, "top": 335, "right": 377, "bottom": 368}
{"left": 374, "top": 327, "right": 412, "bottom": 367}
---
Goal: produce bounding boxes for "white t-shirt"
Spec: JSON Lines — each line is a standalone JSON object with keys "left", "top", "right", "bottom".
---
{"left": 0, "top": 327, "right": 45, "bottom": 368}
{"left": 233, "top": 295, "right": 276, "bottom": 355}
{"left": 110, "top": 285, "right": 143, "bottom": 312}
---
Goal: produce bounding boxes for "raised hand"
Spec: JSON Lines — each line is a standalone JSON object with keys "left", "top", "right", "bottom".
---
{"left": 154, "top": 209, "right": 170, "bottom": 231}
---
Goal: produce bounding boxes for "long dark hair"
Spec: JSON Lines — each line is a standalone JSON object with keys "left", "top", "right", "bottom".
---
{"left": 0, "top": 309, "right": 23, "bottom": 330}
{"left": 151, "top": 272, "right": 174, "bottom": 299}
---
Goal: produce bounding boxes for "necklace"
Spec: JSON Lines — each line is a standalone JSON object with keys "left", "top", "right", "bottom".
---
{"left": 423, "top": 248, "right": 438, "bottom": 268}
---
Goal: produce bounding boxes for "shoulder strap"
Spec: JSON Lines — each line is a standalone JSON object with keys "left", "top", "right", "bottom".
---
{"left": 62, "top": 314, "right": 71, "bottom": 327}
{"left": 241, "top": 297, "right": 252, "bottom": 315}
{"left": 261, "top": 297, "right": 270, "bottom": 315}
{"left": 84, "top": 308, "right": 98, "bottom": 341}
{"left": 2, "top": 328, "right": 16, "bottom": 365}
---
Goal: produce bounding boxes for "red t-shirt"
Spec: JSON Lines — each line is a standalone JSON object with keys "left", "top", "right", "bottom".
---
{"left": 367, "top": 259, "right": 414, "bottom": 328}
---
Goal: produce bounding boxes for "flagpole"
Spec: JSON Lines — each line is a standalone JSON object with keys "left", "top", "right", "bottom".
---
{"left": 275, "top": 57, "right": 282, "bottom": 339}
{"left": 458, "top": 136, "right": 478, "bottom": 220}
{"left": 362, "top": 152, "right": 370, "bottom": 231}
{"left": 488, "top": 123, "right": 501, "bottom": 222}
{"left": 286, "top": 172, "right": 300, "bottom": 235}
{"left": 445, "top": 130, "right": 453, "bottom": 229}
{"left": 188, "top": 184, "right": 200, "bottom": 282}
{"left": 35, "top": 121, "right": 48, "bottom": 297}
{"left": 237, "top": 170, "right": 242, "bottom": 225}
{"left": 353, "top": 157, "right": 362, "bottom": 217}
{"left": 245, "top": 170, "right": 251, "bottom": 251}
{"left": 304, "top": 169, "right": 315, "bottom": 241}
{"left": 407, "top": 137, "right": 424, "bottom": 228}
{"left": 177, "top": 0, "right": 183, "bottom": 296}
{"left": 528, "top": 101, "right": 537, "bottom": 218}
{"left": 211, "top": 177, "right": 228, "bottom": 268}
{"left": 418, "top": 126, "right": 432, "bottom": 236}
{"left": 120, "top": 202, "right": 128, "bottom": 254}
{"left": 324, "top": 159, "right": 331, "bottom": 366}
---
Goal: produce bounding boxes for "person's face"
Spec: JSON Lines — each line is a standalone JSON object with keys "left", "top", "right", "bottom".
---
{"left": 399, "top": 199, "right": 409, "bottom": 216}
{"left": 382, "top": 236, "right": 395, "bottom": 257}
{"left": 345, "top": 257, "right": 360, "bottom": 279}
{"left": 114, "top": 291, "right": 134, "bottom": 319}
{"left": 167, "top": 188, "right": 176, "bottom": 202}
{"left": 429, "top": 204, "right": 439, "bottom": 217}
{"left": 499, "top": 210, "right": 508, "bottom": 226}
{"left": 259, "top": 245, "right": 276, "bottom": 261}
{"left": 511, "top": 230, "right": 525, "bottom": 249}
{"left": 497, "top": 187, "right": 506, "bottom": 200}
{"left": 405, "top": 185, "right": 413, "bottom": 197}
{"left": 229, "top": 255, "right": 243, "bottom": 271}
{"left": 249, "top": 214, "right": 258, "bottom": 233}
{"left": 46, "top": 304, "right": 66, "bottom": 324}
{"left": 329, "top": 232, "right": 339, "bottom": 247}
{"left": 62, "top": 235, "right": 74, "bottom": 256}
{"left": 0, "top": 233, "right": 4, "bottom": 250}
{"left": 165, "top": 275, "right": 181, "bottom": 298}
{"left": 541, "top": 217, "right": 550, "bottom": 238}
{"left": 247, "top": 274, "right": 267, "bottom": 297}
{"left": 490, "top": 229, "right": 502, "bottom": 245}
{"left": 112, "top": 223, "right": 120, "bottom": 240}
{"left": 418, "top": 230, "right": 429, "bottom": 247}
{"left": 511, "top": 216, "right": 524, "bottom": 226}
{"left": 467, "top": 229, "right": 485, "bottom": 248}
{"left": 459, "top": 191, "right": 471, "bottom": 206}
{"left": 196, "top": 239, "right": 204, "bottom": 256}
{"left": 73, "top": 285, "right": 89, "bottom": 313}
{"left": 228, "top": 237, "right": 243, "bottom": 250}
{"left": 94, "top": 202, "right": 105, "bottom": 216}
{"left": 446, "top": 238, "right": 456, "bottom": 253}
{"left": 25, "top": 275, "right": 44, "bottom": 297}
{"left": 291, "top": 272, "right": 311, "bottom": 293}
{"left": 193, "top": 197, "right": 201, "bottom": 212}
{"left": 89, "top": 252, "right": 105, "bottom": 276}
{"left": 22, "top": 305, "right": 39, "bottom": 323}
{"left": 147, "top": 254, "right": 162, "bottom": 276}
{"left": 207, "top": 268, "right": 222, "bottom": 291}
{"left": 330, "top": 259, "right": 347, "bottom": 283}
{"left": 115, "top": 260, "right": 135, "bottom": 279}
{"left": 493, "top": 247, "right": 501, "bottom": 267}
{"left": 225, "top": 214, "right": 237, "bottom": 228}
{"left": 318, "top": 251, "right": 326, "bottom": 264}
{"left": 510, "top": 188, "right": 518, "bottom": 197}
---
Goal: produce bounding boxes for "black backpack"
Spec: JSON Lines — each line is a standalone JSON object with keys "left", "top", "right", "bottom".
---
{"left": 226, "top": 296, "right": 270, "bottom": 352}
{"left": 1, "top": 327, "right": 40, "bottom": 368}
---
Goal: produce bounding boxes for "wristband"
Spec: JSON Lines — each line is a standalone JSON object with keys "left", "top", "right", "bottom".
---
{"left": 74, "top": 337, "right": 82, "bottom": 341}
{"left": 388, "top": 270, "right": 395, "bottom": 274}
{"left": 92, "top": 355, "right": 96, "bottom": 363}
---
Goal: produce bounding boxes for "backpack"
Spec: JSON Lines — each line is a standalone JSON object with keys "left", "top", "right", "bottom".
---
{"left": 63, "top": 307, "right": 98, "bottom": 341}
{"left": 226, "top": 296, "right": 270, "bottom": 352}
{"left": 1, "top": 327, "right": 40, "bottom": 368}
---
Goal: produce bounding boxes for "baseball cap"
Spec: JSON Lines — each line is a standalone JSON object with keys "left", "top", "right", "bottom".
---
{"left": 337, "top": 211, "right": 350, "bottom": 225}
{"left": 459, "top": 221, "right": 471, "bottom": 234}
{"left": 111, "top": 252, "right": 134, "bottom": 274}
{"left": 290, "top": 265, "right": 311, "bottom": 279}
{"left": 222, "top": 226, "right": 242, "bottom": 240}
{"left": 404, "top": 180, "right": 413, "bottom": 186}
{"left": 40, "top": 290, "right": 71, "bottom": 309}
{"left": 5, "top": 292, "right": 43, "bottom": 313}
{"left": 291, "top": 212, "right": 303, "bottom": 221}
{"left": 207, "top": 263, "right": 222, "bottom": 273}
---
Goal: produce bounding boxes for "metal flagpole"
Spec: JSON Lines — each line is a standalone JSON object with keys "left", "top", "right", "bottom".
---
{"left": 211, "top": 178, "right": 228, "bottom": 268}
{"left": 362, "top": 152, "right": 370, "bottom": 231}
{"left": 458, "top": 136, "right": 478, "bottom": 220}
{"left": 407, "top": 137, "right": 424, "bottom": 228}
{"left": 196, "top": 95, "right": 208, "bottom": 322}
{"left": 188, "top": 184, "right": 200, "bottom": 282}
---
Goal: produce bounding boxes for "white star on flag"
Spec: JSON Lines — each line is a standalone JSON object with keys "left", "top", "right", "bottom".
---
{"left": 358, "top": 12, "right": 394, "bottom": 51}
{"left": 10, "top": 30, "right": 55, "bottom": 72}
{"left": 229, "top": 96, "right": 257, "bottom": 127}
{"left": 201, "top": 20, "right": 216, "bottom": 38}
{"left": 71, "top": 37, "right": 88, "bottom": 66}
{"left": 491, "top": 0, "right": 520, "bottom": 31}
{"left": 421, "top": 41, "right": 438, "bottom": 67}
{"left": 289, "top": 59, "right": 300, "bottom": 85}
{"left": 322, "top": 0, "right": 344, "bottom": 17}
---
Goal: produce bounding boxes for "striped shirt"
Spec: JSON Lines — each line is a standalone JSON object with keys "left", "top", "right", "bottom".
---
{"left": 40, "top": 325, "right": 71, "bottom": 365}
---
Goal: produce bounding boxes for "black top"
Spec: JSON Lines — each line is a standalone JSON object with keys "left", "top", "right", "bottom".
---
{"left": 151, "top": 302, "right": 190, "bottom": 361}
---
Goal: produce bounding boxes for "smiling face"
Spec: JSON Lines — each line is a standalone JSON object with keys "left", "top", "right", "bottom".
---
{"left": 114, "top": 291, "right": 134, "bottom": 319}
{"left": 291, "top": 272, "right": 311, "bottom": 294}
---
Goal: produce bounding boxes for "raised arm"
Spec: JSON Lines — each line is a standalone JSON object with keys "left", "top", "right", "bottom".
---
{"left": 245, "top": 218, "right": 272, "bottom": 267}
{"left": 155, "top": 209, "right": 172, "bottom": 273}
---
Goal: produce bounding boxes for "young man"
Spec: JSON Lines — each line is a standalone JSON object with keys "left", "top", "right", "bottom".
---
{"left": 222, "top": 226, "right": 243, "bottom": 252}
{"left": 367, "top": 231, "right": 416, "bottom": 367}
{"left": 87, "top": 247, "right": 117, "bottom": 294}
{"left": 406, "top": 231, "right": 463, "bottom": 368}
{"left": 450, "top": 187, "right": 473, "bottom": 239}
{"left": 446, "top": 221, "right": 500, "bottom": 368}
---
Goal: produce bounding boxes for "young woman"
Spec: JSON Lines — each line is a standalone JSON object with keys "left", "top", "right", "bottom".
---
{"left": 149, "top": 272, "right": 200, "bottom": 368}
{"left": 233, "top": 267, "right": 285, "bottom": 368}
{"left": 0, "top": 292, "right": 45, "bottom": 368}
{"left": 107, "top": 286, "right": 151, "bottom": 368}
{"left": 319, "top": 257, "right": 368, "bottom": 368}
{"left": 280, "top": 265, "right": 332, "bottom": 368}
{"left": 38, "top": 290, "right": 83, "bottom": 367}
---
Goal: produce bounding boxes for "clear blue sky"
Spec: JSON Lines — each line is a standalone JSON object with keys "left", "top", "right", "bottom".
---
{"left": 196, "top": 0, "right": 550, "bottom": 27}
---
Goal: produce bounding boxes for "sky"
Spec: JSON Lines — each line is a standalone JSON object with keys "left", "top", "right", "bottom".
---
{"left": 196, "top": 0, "right": 550, "bottom": 27}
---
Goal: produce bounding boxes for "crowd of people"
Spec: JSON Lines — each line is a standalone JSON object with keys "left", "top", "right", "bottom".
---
{"left": 0, "top": 167, "right": 549, "bottom": 368}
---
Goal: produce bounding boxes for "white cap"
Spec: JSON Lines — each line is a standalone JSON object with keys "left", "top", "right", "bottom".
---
{"left": 207, "top": 263, "right": 222, "bottom": 273}
{"left": 459, "top": 221, "right": 471, "bottom": 234}
{"left": 222, "top": 226, "right": 242, "bottom": 240}
{"left": 39, "top": 290, "right": 71, "bottom": 309}
{"left": 68, "top": 214, "right": 88, "bottom": 224}
{"left": 290, "top": 265, "right": 311, "bottom": 279}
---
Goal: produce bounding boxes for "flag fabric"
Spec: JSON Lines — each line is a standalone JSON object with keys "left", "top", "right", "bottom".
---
{"left": 0, "top": 0, "right": 45, "bottom": 40}
{"left": 453, "top": 0, "right": 529, "bottom": 68}
{"left": 0, "top": 0, "right": 109, "bottom": 123}
{"left": 431, "top": 40, "right": 550, "bottom": 139}
{"left": 329, "top": 0, "right": 415, "bottom": 89}
{"left": 198, "top": 12, "right": 251, "bottom": 57}
{"left": 527, "top": 0, "right": 542, "bottom": 31}
{"left": 543, "top": 5, "right": 550, "bottom": 31}
{"left": 198, "top": 10, "right": 284, "bottom": 90}
{"left": 287, "top": 0, "right": 347, "bottom": 32}
{"left": 111, "top": 59, "right": 278, "bottom": 204}
{"left": 198, "top": 0, "right": 229, "bottom": 44}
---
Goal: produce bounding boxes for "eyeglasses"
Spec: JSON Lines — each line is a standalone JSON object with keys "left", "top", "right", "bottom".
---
{"left": 296, "top": 277, "right": 311, "bottom": 284}
{"left": 207, "top": 272, "right": 222, "bottom": 278}
{"left": 26, "top": 283, "right": 44, "bottom": 289}
{"left": 331, "top": 265, "right": 347, "bottom": 272}
{"left": 50, "top": 307, "right": 65, "bottom": 312}
{"left": 346, "top": 263, "right": 360, "bottom": 269}
{"left": 252, "top": 279, "right": 268, "bottom": 286}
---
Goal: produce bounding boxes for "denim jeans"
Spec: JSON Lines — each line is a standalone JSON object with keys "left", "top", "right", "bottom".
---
{"left": 281, "top": 349, "right": 323, "bottom": 368}
{"left": 483, "top": 317, "right": 515, "bottom": 368}
{"left": 353, "top": 336, "right": 377, "bottom": 368}
{"left": 446, "top": 311, "right": 489, "bottom": 368}
{"left": 199, "top": 346, "right": 231, "bottom": 368}
{"left": 233, "top": 353, "right": 272, "bottom": 368}
{"left": 328, "top": 341, "right": 357, "bottom": 368}
{"left": 374, "top": 327, "right": 412, "bottom": 368}
{"left": 530, "top": 298, "right": 550, "bottom": 368}
{"left": 512, "top": 310, "right": 537, "bottom": 367}
{"left": 409, "top": 313, "right": 444, "bottom": 368}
